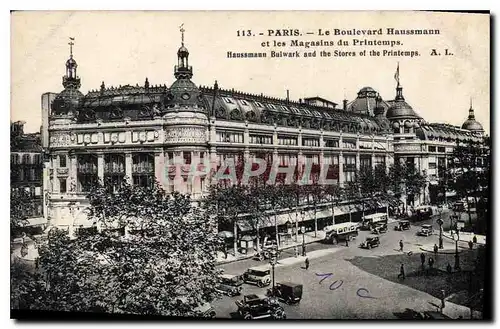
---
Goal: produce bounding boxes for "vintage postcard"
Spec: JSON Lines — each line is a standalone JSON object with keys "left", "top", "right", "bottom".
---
{"left": 10, "top": 11, "right": 490, "bottom": 320}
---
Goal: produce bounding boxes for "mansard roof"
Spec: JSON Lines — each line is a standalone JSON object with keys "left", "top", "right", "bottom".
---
{"left": 73, "top": 81, "right": 391, "bottom": 135}
{"left": 199, "top": 86, "right": 389, "bottom": 135}
{"left": 416, "top": 123, "right": 483, "bottom": 143}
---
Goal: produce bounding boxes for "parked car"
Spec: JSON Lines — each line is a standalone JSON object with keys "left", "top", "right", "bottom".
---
{"left": 419, "top": 224, "right": 434, "bottom": 237}
{"left": 215, "top": 274, "right": 244, "bottom": 297}
{"left": 243, "top": 266, "right": 271, "bottom": 287}
{"left": 194, "top": 302, "right": 216, "bottom": 318}
{"left": 359, "top": 236, "right": 380, "bottom": 249}
{"left": 235, "top": 294, "right": 286, "bottom": 319}
{"left": 266, "top": 282, "right": 303, "bottom": 304}
{"left": 371, "top": 223, "right": 388, "bottom": 234}
{"left": 394, "top": 220, "right": 411, "bottom": 231}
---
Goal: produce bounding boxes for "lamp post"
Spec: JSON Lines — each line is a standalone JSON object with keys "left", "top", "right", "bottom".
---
{"left": 269, "top": 246, "right": 278, "bottom": 297}
{"left": 300, "top": 210, "right": 306, "bottom": 256}
{"left": 437, "top": 205, "right": 444, "bottom": 249}
{"left": 300, "top": 226, "right": 306, "bottom": 257}
{"left": 454, "top": 221, "right": 461, "bottom": 270}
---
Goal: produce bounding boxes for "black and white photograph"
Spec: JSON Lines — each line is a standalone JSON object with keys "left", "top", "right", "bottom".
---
{"left": 9, "top": 10, "right": 491, "bottom": 320}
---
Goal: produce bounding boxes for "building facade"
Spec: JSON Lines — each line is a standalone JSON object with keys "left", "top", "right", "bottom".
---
{"left": 42, "top": 34, "right": 486, "bottom": 234}
{"left": 11, "top": 121, "right": 45, "bottom": 228}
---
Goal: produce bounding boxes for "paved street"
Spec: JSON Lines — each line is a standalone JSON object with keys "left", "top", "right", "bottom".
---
{"left": 212, "top": 213, "right": 483, "bottom": 319}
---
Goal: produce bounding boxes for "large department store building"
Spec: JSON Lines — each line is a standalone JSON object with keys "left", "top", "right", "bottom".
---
{"left": 42, "top": 34, "right": 486, "bottom": 234}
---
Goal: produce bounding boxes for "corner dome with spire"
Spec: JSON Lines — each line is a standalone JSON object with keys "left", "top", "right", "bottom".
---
{"left": 52, "top": 37, "right": 83, "bottom": 116}
{"left": 461, "top": 100, "right": 484, "bottom": 133}
{"left": 164, "top": 25, "right": 205, "bottom": 112}
{"left": 386, "top": 64, "right": 421, "bottom": 120}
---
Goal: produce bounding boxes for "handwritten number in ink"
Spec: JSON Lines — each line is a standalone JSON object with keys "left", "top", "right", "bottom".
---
{"left": 315, "top": 272, "right": 333, "bottom": 285}
{"left": 329, "top": 280, "right": 343, "bottom": 291}
{"left": 357, "top": 288, "right": 377, "bottom": 299}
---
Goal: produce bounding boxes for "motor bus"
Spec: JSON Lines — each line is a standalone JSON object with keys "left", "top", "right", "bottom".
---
{"left": 323, "top": 222, "right": 359, "bottom": 244}
{"left": 361, "top": 213, "right": 388, "bottom": 230}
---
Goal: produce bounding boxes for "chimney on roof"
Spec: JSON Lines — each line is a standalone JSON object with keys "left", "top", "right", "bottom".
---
{"left": 343, "top": 99, "right": 348, "bottom": 110}
{"left": 286, "top": 90, "right": 290, "bottom": 103}
{"left": 299, "top": 98, "right": 302, "bottom": 104}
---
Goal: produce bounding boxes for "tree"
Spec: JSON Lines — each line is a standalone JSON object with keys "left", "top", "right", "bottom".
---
{"left": 13, "top": 180, "right": 222, "bottom": 317}
{"left": 448, "top": 140, "right": 489, "bottom": 227}
{"left": 388, "top": 161, "right": 426, "bottom": 211}
{"left": 11, "top": 188, "right": 34, "bottom": 238}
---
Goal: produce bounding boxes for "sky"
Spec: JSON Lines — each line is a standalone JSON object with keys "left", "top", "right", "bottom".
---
{"left": 11, "top": 11, "right": 490, "bottom": 134}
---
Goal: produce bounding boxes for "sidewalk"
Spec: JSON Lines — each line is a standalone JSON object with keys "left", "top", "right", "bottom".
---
{"left": 442, "top": 231, "right": 486, "bottom": 245}
{"left": 216, "top": 231, "right": 326, "bottom": 264}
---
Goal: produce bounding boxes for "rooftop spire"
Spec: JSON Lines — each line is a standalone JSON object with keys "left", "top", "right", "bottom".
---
{"left": 69, "top": 37, "right": 75, "bottom": 58}
{"left": 468, "top": 97, "right": 476, "bottom": 119}
{"left": 180, "top": 23, "right": 185, "bottom": 46}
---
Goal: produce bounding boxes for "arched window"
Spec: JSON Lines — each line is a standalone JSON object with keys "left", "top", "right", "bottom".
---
{"left": 22, "top": 154, "right": 30, "bottom": 165}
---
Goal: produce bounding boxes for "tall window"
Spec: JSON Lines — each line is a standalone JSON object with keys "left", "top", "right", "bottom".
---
{"left": 22, "top": 154, "right": 30, "bottom": 165}
{"left": 249, "top": 134, "right": 273, "bottom": 145}
{"left": 303, "top": 138, "right": 320, "bottom": 147}
{"left": 60, "top": 178, "right": 67, "bottom": 193}
{"left": 132, "top": 153, "right": 154, "bottom": 189}
{"left": 183, "top": 152, "right": 192, "bottom": 165}
{"left": 77, "top": 154, "right": 98, "bottom": 192}
{"left": 59, "top": 155, "right": 67, "bottom": 167}
{"left": 360, "top": 156, "right": 371, "bottom": 170}
{"left": 344, "top": 155, "right": 356, "bottom": 182}
{"left": 105, "top": 154, "right": 125, "bottom": 193}
{"left": 216, "top": 131, "right": 244, "bottom": 143}
{"left": 278, "top": 135, "right": 298, "bottom": 146}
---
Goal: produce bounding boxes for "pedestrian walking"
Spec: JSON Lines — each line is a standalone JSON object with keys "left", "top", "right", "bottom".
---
{"left": 304, "top": 257, "right": 310, "bottom": 270}
{"left": 398, "top": 263, "right": 405, "bottom": 280}
{"left": 420, "top": 252, "right": 426, "bottom": 266}
{"left": 428, "top": 257, "right": 434, "bottom": 269}
{"left": 468, "top": 240, "right": 474, "bottom": 250}
{"left": 433, "top": 244, "right": 438, "bottom": 255}
{"left": 473, "top": 235, "right": 477, "bottom": 244}
{"left": 446, "top": 263, "right": 452, "bottom": 274}
{"left": 293, "top": 245, "right": 298, "bottom": 258}
{"left": 345, "top": 238, "right": 349, "bottom": 247}
{"left": 399, "top": 240, "right": 404, "bottom": 252}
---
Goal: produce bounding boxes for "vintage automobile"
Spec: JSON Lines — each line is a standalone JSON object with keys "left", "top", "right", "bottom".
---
{"left": 266, "top": 282, "right": 303, "bottom": 304}
{"left": 371, "top": 223, "right": 388, "bottom": 234}
{"left": 324, "top": 222, "right": 359, "bottom": 244}
{"left": 419, "top": 224, "right": 434, "bottom": 237}
{"left": 394, "top": 220, "right": 411, "bottom": 231}
{"left": 194, "top": 302, "right": 217, "bottom": 318}
{"left": 215, "top": 274, "right": 244, "bottom": 297}
{"left": 359, "top": 236, "right": 380, "bottom": 249}
{"left": 235, "top": 294, "right": 286, "bottom": 320}
{"left": 413, "top": 206, "right": 433, "bottom": 221}
{"left": 243, "top": 266, "right": 272, "bottom": 287}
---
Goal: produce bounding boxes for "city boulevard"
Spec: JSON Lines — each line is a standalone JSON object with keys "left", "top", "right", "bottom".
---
{"left": 213, "top": 214, "right": 480, "bottom": 319}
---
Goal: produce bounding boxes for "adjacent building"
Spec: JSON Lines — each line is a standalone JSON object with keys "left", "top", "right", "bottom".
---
{"left": 42, "top": 33, "right": 487, "bottom": 235}
{"left": 10, "top": 121, "right": 45, "bottom": 228}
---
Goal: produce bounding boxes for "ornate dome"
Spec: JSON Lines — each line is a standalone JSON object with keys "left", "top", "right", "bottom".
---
{"left": 164, "top": 78, "right": 204, "bottom": 110}
{"left": 52, "top": 88, "right": 84, "bottom": 115}
{"left": 461, "top": 102, "right": 484, "bottom": 132}
{"left": 462, "top": 119, "right": 484, "bottom": 132}
{"left": 177, "top": 45, "right": 189, "bottom": 56}
{"left": 386, "top": 86, "right": 421, "bottom": 120}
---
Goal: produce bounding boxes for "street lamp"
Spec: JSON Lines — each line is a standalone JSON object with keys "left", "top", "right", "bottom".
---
{"left": 437, "top": 205, "right": 444, "bottom": 249}
{"left": 454, "top": 222, "right": 461, "bottom": 270}
{"left": 269, "top": 246, "right": 278, "bottom": 297}
{"left": 300, "top": 226, "right": 306, "bottom": 257}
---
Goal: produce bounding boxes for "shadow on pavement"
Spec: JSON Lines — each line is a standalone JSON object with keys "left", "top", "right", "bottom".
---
{"left": 346, "top": 250, "right": 481, "bottom": 307}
